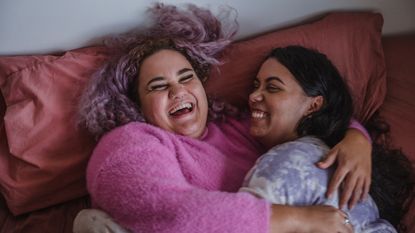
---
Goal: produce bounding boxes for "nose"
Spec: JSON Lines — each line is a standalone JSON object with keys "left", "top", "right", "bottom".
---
{"left": 249, "top": 89, "right": 263, "bottom": 103}
{"left": 169, "top": 83, "right": 186, "bottom": 99}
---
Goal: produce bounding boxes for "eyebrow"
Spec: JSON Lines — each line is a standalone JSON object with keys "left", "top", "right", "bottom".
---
{"left": 266, "top": 76, "right": 285, "bottom": 85}
{"left": 178, "top": 68, "right": 193, "bottom": 75}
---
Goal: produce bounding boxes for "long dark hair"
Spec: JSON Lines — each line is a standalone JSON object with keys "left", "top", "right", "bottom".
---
{"left": 269, "top": 46, "right": 414, "bottom": 232}
{"left": 366, "top": 113, "right": 415, "bottom": 232}
{"left": 268, "top": 46, "right": 353, "bottom": 147}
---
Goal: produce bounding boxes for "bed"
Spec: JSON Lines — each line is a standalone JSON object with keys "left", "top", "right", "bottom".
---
{"left": 1, "top": 11, "right": 414, "bottom": 233}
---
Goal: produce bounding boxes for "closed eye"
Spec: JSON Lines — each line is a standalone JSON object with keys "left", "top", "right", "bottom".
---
{"left": 267, "top": 84, "right": 281, "bottom": 92}
{"left": 179, "top": 74, "right": 194, "bottom": 83}
{"left": 148, "top": 82, "right": 169, "bottom": 91}
{"left": 150, "top": 84, "right": 168, "bottom": 91}
{"left": 147, "top": 77, "right": 169, "bottom": 91}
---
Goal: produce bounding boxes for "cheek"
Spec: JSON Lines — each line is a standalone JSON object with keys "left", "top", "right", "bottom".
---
{"left": 272, "top": 98, "right": 308, "bottom": 129}
{"left": 268, "top": 100, "right": 295, "bottom": 129}
{"left": 140, "top": 94, "right": 168, "bottom": 123}
{"left": 198, "top": 88, "right": 208, "bottom": 107}
{"left": 192, "top": 83, "right": 208, "bottom": 109}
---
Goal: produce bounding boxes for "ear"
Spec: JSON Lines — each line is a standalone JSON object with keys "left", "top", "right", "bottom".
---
{"left": 305, "top": 95, "right": 323, "bottom": 116}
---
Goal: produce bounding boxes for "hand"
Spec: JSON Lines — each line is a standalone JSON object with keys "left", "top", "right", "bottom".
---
{"left": 73, "top": 209, "right": 130, "bottom": 233}
{"left": 317, "top": 128, "right": 372, "bottom": 209}
{"left": 269, "top": 204, "right": 353, "bottom": 233}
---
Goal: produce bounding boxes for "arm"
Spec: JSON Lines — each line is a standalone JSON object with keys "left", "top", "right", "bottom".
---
{"left": 269, "top": 205, "right": 353, "bottom": 233}
{"left": 74, "top": 201, "right": 352, "bottom": 233}
{"left": 317, "top": 119, "right": 372, "bottom": 209}
{"left": 87, "top": 124, "right": 270, "bottom": 233}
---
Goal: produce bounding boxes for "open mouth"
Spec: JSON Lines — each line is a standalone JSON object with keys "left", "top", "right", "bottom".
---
{"left": 251, "top": 110, "right": 267, "bottom": 119}
{"left": 169, "top": 102, "right": 194, "bottom": 117}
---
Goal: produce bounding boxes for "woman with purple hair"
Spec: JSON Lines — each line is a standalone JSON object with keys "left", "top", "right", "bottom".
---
{"left": 74, "top": 3, "right": 372, "bottom": 233}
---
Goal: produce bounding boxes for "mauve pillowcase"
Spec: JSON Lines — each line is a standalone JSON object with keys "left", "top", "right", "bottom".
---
{"left": 207, "top": 12, "right": 386, "bottom": 123}
{"left": 0, "top": 47, "right": 109, "bottom": 215}
{"left": 0, "top": 12, "right": 386, "bottom": 215}
{"left": 380, "top": 35, "right": 415, "bottom": 233}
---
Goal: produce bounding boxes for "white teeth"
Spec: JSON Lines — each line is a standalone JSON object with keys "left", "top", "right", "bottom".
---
{"left": 169, "top": 102, "right": 192, "bottom": 114}
{"left": 251, "top": 110, "right": 266, "bottom": 119}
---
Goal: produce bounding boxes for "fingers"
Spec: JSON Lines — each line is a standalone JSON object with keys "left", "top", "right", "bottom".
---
{"left": 338, "top": 209, "right": 348, "bottom": 219}
{"left": 343, "top": 215, "right": 353, "bottom": 233}
{"left": 308, "top": 206, "right": 353, "bottom": 233}
{"left": 361, "top": 177, "right": 370, "bottom": 201}
{"left": 340, "top": 171, "right": 370, "bottom": 209}
{"left": 344, "top": 220, "right": 354, "bottom": 233}
{"left": 337, "top": 210, "right": 353, "bottom": 233}
{"left": 339, "top": 173, "right": 357, "bottom": 209}
{"left": 317, "top": 149, "right": 338, "bottom": 169}
{"left": 348, "top": 177, "right": 364, "bottom": 209}
{"left": 326, "top": 166, "right": 347, "bottom": 198}
{"left": 327, "top": 159, "right": 369, "bottom": 209}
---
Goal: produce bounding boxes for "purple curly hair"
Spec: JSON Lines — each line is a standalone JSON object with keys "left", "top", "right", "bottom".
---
{"left": 78, "top": 3, "right": 238, "bottom": 138}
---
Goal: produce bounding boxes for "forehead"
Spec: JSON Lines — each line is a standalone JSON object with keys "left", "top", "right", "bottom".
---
{"left": 140, "top": 49, "right": 192, "bottom": 75}
{"left": 257, "top": 58, "right": 297, "bottom": 83}
{"left": 258, "top": 58, "right": 288, "bottom": 77}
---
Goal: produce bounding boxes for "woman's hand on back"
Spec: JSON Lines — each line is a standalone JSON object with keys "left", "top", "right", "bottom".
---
{"left": 269, "top": 204, "right": 353, "bottom": 233}
{"left": 317, "top": 128, "right": 372, "bottom": 209}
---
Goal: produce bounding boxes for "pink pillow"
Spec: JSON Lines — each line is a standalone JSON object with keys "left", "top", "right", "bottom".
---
{"left": 207, "top": 12, "right": 386, "bottom": 123}
{"left": 380, "top": 35, "right": 415, "bottom": 163}
{"left": 380, "top": 35, "right": 415, "bottom": 233}
{"left": 0, "top": 12, "right": 386, "bottom": 215}
{"left": 0, "top": 47, "right": 109, "bottom": 215}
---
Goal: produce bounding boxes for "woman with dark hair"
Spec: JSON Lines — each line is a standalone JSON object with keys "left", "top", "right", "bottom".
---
{"left": 74, "top": 4, "right": 376, "bottom": 233}
{"left": 241, "top": 46, "right": 414, "bottom": 233}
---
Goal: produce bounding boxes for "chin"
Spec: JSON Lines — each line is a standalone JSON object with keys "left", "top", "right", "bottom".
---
{"left": 177, "top": 126, "right": 204, "bottom": 138}
{"left": 249, "top": 127, "right": 265, "bottom": 138}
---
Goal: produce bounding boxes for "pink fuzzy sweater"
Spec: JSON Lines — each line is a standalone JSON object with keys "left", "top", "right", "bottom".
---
{"left": 87, "top": 118, "right": 270, "bottom": 233}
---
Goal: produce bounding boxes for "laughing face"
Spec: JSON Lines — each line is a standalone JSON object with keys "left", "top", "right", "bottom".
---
{"left": 137, "top": 49, "right": 208, "bottom": 138}
{"left": 249, "top": 58, "right": 322, "bottom": 149}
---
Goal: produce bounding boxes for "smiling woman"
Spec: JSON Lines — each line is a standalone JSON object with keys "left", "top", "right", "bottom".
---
{"left": 137, "top": 49, "right": 208, "bottom": 138}
{"left": 249, "top": 57, "right": 325, "bottom": 149}
{"left": 241, "top": 46, "right": 400, "bottom": 233}
{"left": 78, "top": 34, "right": 216, "bottom": 138}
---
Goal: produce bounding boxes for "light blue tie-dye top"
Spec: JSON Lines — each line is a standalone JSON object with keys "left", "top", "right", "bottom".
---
{"left": 240, "top": 136, "right": 396, "bottom": 233}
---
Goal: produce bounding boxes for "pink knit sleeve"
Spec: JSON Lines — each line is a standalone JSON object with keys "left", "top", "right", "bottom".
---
{"left": 349, "top": 118, "right": 371, "bottom": 142}
{"left": 87, "top": 123, "right": 270, "bottom": 233}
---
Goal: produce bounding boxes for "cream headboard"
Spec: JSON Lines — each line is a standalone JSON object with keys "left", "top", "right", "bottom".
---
{"left": 0, "top": 0, "right": 414, "bottom": 55}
